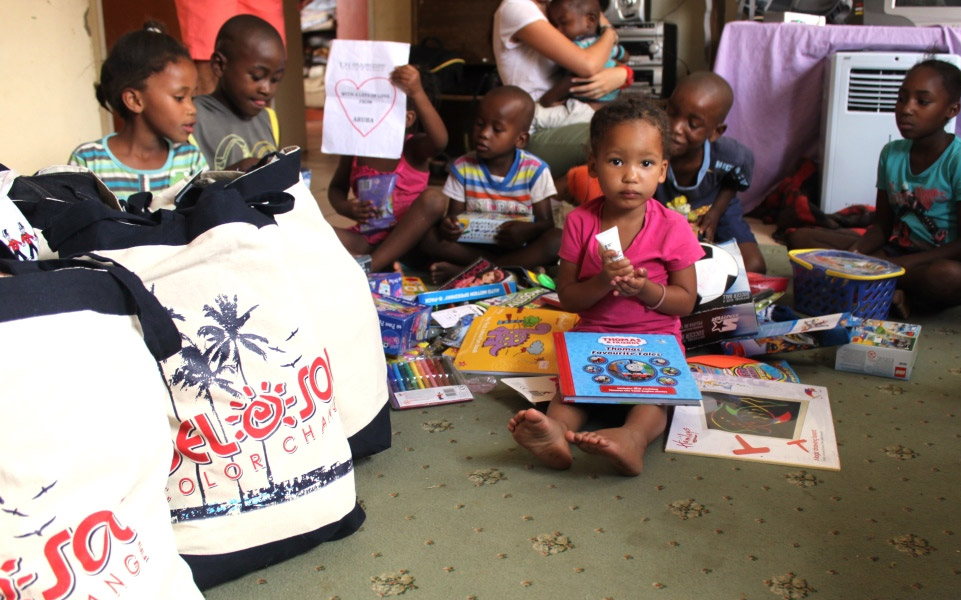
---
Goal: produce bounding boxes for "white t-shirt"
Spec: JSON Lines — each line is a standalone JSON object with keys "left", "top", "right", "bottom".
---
{"left": 492, "top": 0, "right": 557, "bottom": 102}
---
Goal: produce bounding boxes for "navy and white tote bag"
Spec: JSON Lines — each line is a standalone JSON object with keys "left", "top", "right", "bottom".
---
{"left": 40, "top": 150, "right": 387, "bottom": 588}
{"left": 0, "top": 257, "right": 203, "bottom": 600}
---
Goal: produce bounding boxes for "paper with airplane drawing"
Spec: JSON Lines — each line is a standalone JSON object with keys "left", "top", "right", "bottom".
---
{"left": 322, "top": 40, "right": 410, "bottom": 159}
{"left": 665, "top": 374, "right": 840, "bottom": 471}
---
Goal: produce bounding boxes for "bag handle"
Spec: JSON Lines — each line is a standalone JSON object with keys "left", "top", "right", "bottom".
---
{"left": 224, "top": 148, "right": 301, "bottom": 200}
{"left": 0, "top": 256, "right": 182, "bottom": 361}
{"left": 42, "top": 199, "right": 160, "bottom": 251}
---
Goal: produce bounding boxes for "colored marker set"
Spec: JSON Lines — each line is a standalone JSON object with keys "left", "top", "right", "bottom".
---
{"left": 387, "top": 355, "right": 474, "bottom": 410}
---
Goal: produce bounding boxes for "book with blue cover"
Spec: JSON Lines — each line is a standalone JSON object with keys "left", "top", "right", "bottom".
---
{"left": 554, "top": 331, "right": 702, "bottom": 405}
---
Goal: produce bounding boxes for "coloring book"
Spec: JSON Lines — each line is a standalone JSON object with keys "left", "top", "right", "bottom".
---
{"left": 554, "top": 332, "right": 702, "bottom": 405}
{"left": 453, "top": 306, "right": 579, "bottom": 376}
{"left": 665, "top": 374, "right": 840, "bottom": 471}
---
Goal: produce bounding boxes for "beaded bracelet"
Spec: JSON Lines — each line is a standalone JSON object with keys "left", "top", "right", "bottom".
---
{"left": 645, "top": 282, "right": 666, "bottom": 311}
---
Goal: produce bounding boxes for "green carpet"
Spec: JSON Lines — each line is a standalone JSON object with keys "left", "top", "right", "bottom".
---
{"left": 204, "top": 245, "right": 960, "bottom": 599}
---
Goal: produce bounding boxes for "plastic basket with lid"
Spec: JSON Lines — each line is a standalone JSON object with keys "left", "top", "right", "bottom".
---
{"left": 788, "top": 249, "right": 905, "bottom": 319}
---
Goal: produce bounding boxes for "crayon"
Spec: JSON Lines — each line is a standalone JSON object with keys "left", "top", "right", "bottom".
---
{"left": 407, "top": 360, "right": 426, "bottom": 389}
{"left": 391, "top": 362, "right": 407, "bottom": 392}
{"left": 432, "top": 357, "right": 450, "bottom": 386}
{"left": 400, "top": 361, "right": 422, "bottom": 390}
{"left": 386, "top": 363, "right": 398, "bottom": 392}
{"left": 396, "top": 361, "right": 411, "bottom": 390}
{"left": 412, "top": 361, "right": 428, "bottom": 390}
{"left": 417, "top": 359, "right": 437, "bottom": 387}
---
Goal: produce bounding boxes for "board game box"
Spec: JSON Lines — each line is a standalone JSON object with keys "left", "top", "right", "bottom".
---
{"left": 835, "top": 319, "right": 921, "bottom": 380}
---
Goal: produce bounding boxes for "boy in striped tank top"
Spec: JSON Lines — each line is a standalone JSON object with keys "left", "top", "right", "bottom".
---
{"left": 422, "top": 85, "right": 562, "bottom": 282}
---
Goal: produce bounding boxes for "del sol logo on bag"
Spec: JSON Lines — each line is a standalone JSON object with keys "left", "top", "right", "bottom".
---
{"left": 162, "top": 292, "right": 348, "bottom": 521}
{"left": 1, "top": 510, "right": 149, "bottom": 600}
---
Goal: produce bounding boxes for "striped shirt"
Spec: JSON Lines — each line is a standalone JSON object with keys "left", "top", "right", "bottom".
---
{"left": 443, "top": 149, "right": 555, "bottom": 215}
{"left": 68, "top": 134, "right": 208, "bottom": 201}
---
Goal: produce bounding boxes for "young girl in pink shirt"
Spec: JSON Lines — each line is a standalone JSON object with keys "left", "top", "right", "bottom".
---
{"left": 508, "top": 95, "right": 703, "bottom": 476}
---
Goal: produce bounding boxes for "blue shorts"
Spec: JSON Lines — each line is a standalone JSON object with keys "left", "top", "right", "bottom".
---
{"left": 713, "top": 197, "right": 757, "bottom": 245}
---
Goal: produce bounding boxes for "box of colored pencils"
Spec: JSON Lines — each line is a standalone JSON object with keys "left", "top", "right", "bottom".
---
{"left": 387, "top": 356, "right": 474, "bottom": 410}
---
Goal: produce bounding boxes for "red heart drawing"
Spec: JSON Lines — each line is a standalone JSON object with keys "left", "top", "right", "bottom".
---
{"left": 333, "top": 77, "right": 398, "bottom": 137}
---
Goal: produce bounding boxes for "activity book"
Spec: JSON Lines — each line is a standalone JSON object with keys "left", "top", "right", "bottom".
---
{"left": 455, "top": 212, "right": 533, "bottom": 244}
{"left": 454, "top": 306, "right": 579, "bottom": 376}
{"left": 665, "top": 374, "right": 840, "bottom": 471}
{"left": 554, "top": 331, "right": 702, "bottom": 405}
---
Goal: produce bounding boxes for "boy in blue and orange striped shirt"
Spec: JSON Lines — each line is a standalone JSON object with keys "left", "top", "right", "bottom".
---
{"left": 424, "top": 85, "right": 561, "bottom": 283}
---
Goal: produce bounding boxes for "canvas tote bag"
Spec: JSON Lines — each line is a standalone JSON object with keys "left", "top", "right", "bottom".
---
{"left": 0, "top": 256, "right": 203, "bottom": 600}
{"left": 40, "top": 151, "right": 386, "bottom": 588}
{"left": 2, "top": 163, "right": 121, "bottom": 260}
{"left": 166, "top": 147, "right": 391, "bottom": 459}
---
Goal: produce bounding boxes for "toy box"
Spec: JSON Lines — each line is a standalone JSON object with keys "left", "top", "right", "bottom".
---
{"left": 680, "top": 240, "right": 759, "bottom": 348}
{"left": 835, "top": 319, "right": 921, "bottom": 380}
{"left": 368, "top": 272, "right": 403, "bottom": 297}
{"left": 372, "top": 292, "right": 432, "bottom": 356}
{"left": 416, "top": 280, "right": 516, "bottom": 306}
{"left": 401, "top": 276, "right": 429, "bottom": 300}
{"left": 456, "top": 212, "right": 533, "bottom": 244}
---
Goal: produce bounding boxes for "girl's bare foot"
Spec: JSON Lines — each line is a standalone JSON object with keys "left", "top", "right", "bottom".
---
{"left": 508, "top": 409, "right": 573, "bottom": 470}
{"left": 428, "top": 261, "right": 462, "bottom": 285}
{"left": 567, "top": 428, "right": 646, "bottom": 476}
{"left": 891, "top": 289, "right": 910, "bottom": 319}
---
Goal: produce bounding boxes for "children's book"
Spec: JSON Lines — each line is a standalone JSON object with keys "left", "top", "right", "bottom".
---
{"left": 665, "top": 374, "right": 840, "bottom": 471}
{"left": 356, "top": 173, "right": 398, "bottom": 233}
{"left": 686, "top": 354, "right": 800, "bottom": 383}
{"left": 437, "top": 257, "right": 515, "bottom": 290}
{"left": 720, "top": 312, "right": 856, "bottom": 357}
{"left": 476, "top": 286, "right": 551, "bottom": 309}
{"left": 454, "top": 306, "right": 579, "bottom": 376}
{"left": 456, "top": 212, "right": 533, "bottom": 244}
{"left": 554, "top": 332, "right": 702, "bottom": 405}
{"left": 534, "top": 292, "right": 563, "bottom": 309}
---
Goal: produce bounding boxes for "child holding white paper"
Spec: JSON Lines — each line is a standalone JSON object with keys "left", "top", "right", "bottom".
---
{"left": 508, "top": 96, "right": 702, "bottom": 476}
{"left": 329, "top": 64, "right": 449, "bottom": 273}
{"left": 421, "top": 85, "right": 562, "bottom": 283}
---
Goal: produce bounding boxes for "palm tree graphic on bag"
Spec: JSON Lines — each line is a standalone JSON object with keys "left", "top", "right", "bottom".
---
{"left": 165, "top": 293, "right": 350, "bottom": 520}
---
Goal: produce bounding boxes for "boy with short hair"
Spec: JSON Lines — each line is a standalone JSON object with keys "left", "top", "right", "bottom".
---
{"left": 655, "top": 71, "right": 767, "bottom": 274}
{"left": 422, "top": 85, "right": 561, "bottom": 283}
{"left": 191, "top": 14, "right": 286, "bottom": 171}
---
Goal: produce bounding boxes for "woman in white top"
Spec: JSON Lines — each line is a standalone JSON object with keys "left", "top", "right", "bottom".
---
{"left": 493, "top": 0, "right": 627, "bottom": 178}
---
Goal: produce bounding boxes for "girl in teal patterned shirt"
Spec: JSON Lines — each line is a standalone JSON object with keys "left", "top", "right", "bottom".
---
{"left": 788, "top": 59, "right": 961, "bottom": 317}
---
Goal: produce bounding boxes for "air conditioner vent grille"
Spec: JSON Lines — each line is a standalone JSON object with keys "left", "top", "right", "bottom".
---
{"left": 846, "top": 68, "right": 908, "bottom": 113}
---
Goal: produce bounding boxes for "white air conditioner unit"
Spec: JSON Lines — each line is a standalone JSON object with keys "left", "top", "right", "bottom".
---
{"left": 820, "top": 51, "right": 959, "bottom": 215}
